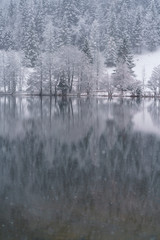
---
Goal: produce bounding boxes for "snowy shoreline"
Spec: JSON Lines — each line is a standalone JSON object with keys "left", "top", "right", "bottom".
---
{"left": 0, "top": 92, "right": 158, "bottom": 98}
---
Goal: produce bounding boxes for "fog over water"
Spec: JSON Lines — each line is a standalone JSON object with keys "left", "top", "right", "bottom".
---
{"left": 0, "top": 97, "right": 160, "bottom": 240}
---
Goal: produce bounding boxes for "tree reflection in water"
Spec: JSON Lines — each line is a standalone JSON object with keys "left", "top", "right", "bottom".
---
{"left": 0, "top": 96, "right": 159, "bottom": 240}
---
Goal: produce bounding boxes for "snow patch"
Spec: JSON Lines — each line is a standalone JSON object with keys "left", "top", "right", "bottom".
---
{"left": 105, "top": 48, "right": 160, "bottom": 86}
{"left": 134, "top": 47, "right": 160, "bottom": 83}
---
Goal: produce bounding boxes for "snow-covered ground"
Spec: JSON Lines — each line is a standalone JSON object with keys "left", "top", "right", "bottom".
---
{"left": 134, "top": 47, "right": 160, "bottom": 83}
{"left": 106, "top": 47, "right": 160, "bottom": 85}
{"left": 1, "top": 47, "right": 160, "bottom": 95}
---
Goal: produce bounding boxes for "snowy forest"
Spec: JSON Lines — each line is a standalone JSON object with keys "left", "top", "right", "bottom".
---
{"left": 0, "top": 0, "right": 160, "bottom": 96}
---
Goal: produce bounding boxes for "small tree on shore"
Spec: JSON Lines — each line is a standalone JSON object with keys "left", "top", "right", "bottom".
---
{"left": 148, "top": 65, "right": 160, "bottom": 96}
{"left": 113, "top": 39, "right": 136, "bottom": 95}
{"left": 112, "top": 62, "right": 135, "bottom": 95}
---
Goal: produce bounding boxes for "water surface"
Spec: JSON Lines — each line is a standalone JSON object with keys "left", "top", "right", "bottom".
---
{"left": 0, "top": 97, "right": 160, "bottom": 240}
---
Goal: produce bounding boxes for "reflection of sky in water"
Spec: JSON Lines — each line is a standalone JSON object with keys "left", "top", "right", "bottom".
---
{"left": 0, "top": 97, "right": 160, "bottom": 240}
{"left": 133, "top": 100, "right": 160, "bottom": 136}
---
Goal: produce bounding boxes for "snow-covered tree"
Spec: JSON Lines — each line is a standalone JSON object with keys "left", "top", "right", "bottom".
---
{"left": 148, "top": 65, "right": 160, "bottom": 96}
{"left": 81, "top": 37, "right": 93, "bottom": 63}
{"left": 42, "top": 18, "right": 57, "bottom": 52}
{"left": 112, "top": 38, "right": 136, "bottom": 95}
{"left": 23, "top": 10, "right": 39, "bottom": 67}
{"left": 34, "top": 4, "right": 45, "bottom": 45}
{"left": 5, "top": 51, "right": 20, "bottom": 94}
{"left": 58, "top": 0, "right": 80, "bottom": 46}
{"left": 3, "top": 29, "right": 14, "bottom": 50}
{"left": 0, "top": 9, "right": 5, "bottom": 49}
{"left": 27, "top": 51, "right": 55, "bottom": 95}
{"left": 117, "top": 38, "right": 135, "bottom": 75}
{"left": 112, "top": 62, "right": 135, "bottom": 95}
{"left": 143, "top": 0, "right": 159, "bottom": 51}
{"left": 118, "top": 1, "right": 132, "bottom": 42}
{"left": 76, "top": 53, "right": 96, "bottom": 95}
{"left": 132, "top": 9, "right": 143, "bottom": 53}
{"left": 0, "top": 0, "right": 160, "bottom": 95}
{"left": 100, "top": 71, "right": 114, "bottom": 97}
{"left": 104, "top": 37, "right": 117, "bottom": 67}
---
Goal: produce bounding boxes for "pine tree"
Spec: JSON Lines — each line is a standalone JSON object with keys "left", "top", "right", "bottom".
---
{"left": 59, "top": 0, "right": 80, "bottom": 45}
{"left": 42, "top": 0, "right": 50, "bottom": 15}
{"left": 34, "top": 4, "right": 45, "bottom": 45}
{"left": 89, "top": 20, "right": 100, "bottom": 58}
{"left": 19, "top": 0, "right": 26, "bottom": 13}
{"left": 119, "top": 1, "right": 131, "bottom": 41}
{"left": 23, "top": 11, "right": 39, "bottom": 67}
{"left": 105, "top": 37, "right": 117, "bottom": 67}
{"left": 8, "top": 0, "right": 15, "bottom": 18}
{"left": 117, "top": 39, "right": 135, "bottom": 75}
{"left": 7, "top": 0, "right": 17, "bottom": 28}
{"left": 106, "top": 2, "right": 120, "bottom": 40}
{"left": 143, "top": 0, "right": 159, "bottom": 51}
{"left": 148, "top": 65, "right": 160, "bottom": 95}
{"left": 0, "top": 9, "right": 5, "bottom": 49}
{"left": 132, "top": 9, "right": 143, "bottom": 53}
{"left": 43, "top": 18, "right": 57, "bottom": 52}
{"left": 113, "top": 62, "right": 135, "bottom": 95}
{"left": 113, "top": 38, "right": 136, "bottom": 94}
{"left": 18, "top": 0, "right": 30, "bottom": 51}
{"left": 81, "top": 37, "right": 93, "bottom": 63}
{"left": 61, "top": 0, "right": 79, "bottom": 27}
{"left": 3, "top": 30, "right": 14, "bottom": 50}
{"left": 59, "top": 15, "right": 72, "bottom": 46}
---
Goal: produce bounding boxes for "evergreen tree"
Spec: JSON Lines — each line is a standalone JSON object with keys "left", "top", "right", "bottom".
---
{"left": 75, "top": 16, "right": 89, "bottom": 49}
{"left": 23, "top": 11, "right": 39, "bottom": 67}
{"left": 59, "top": 0, "right": 80, "bottom": 45}
{"left": 106, "top": 2, "right": 120, "bottom": 41}
{"left": 34, "top": 4, "right": 45, "bottom": 45}
{"left": 42, "top": 0, "right": 50, "bottom": 15}
{"left": 105, "top": 37, "right": 117, "bottom": 67}
{"left": 119, "top": 1, "right": 131, "bottom": 41}
{"left": 81, "top": 37, "right": 93, "bottom": 63}
{"left": 113, "top": 62, "right": 135, "bottom": 95}
{"left": 143, "top": 0, "right": 159, "bottom": 51}
{"left": 19, "top": 0, "right": 26, "bottom": 13}
{"left": 8, "top": 0, "right": 16, "bottom": 19}
{"left": 18, "top": 0, "right": 30, "bottom": 50}
{"left": 43, "top": 18, "right": 57, "bottom": 52}
{"left": 7, "top": 0, "right": 17, "bottom": 29}
{"left": 132, "top": 9, "right": 143, "bottom": 53}
{"left": 148, "top": 65, "right": 160, "bottom": 95}
{"left": 3, "top": 30, "right": 14, "bottom": 50}
{"left": 59, "top": 15, "right": 72, "bottom": 46}
{"left": 61, "top": 0, "right": 79, "bottom": 27}
{"left": 0, "top": 9, "right": 5, "bottom": 49}
{"left": 90, "top": 20, "right": 100, "bottom": 58}
{"left": 113, "top": 38, "right": 136, "bottom": 94}
{"left": 117, "top": 39, "right": 135, "bottom": 75}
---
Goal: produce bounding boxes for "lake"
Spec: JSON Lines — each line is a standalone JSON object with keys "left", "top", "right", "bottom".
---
{"left": 0, "top": 96, "right": 160, "bottom": 240}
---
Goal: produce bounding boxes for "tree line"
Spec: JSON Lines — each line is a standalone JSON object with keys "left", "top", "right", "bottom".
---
{"left": 0, "top": 0, "right": 160, "bottom": 95}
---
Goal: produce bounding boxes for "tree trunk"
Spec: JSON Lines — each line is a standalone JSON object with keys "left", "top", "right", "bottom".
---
{"left": 62, "top": 89, "right": 67, "bottom": 96}
{"left": 49, "top": 68, "right": 52, "bottom": 95}
{"left": 69, "top": 69, "right": 74, "bottom": 93}
{"left": 40, "top": 69, "right": 43, "bottom": 96}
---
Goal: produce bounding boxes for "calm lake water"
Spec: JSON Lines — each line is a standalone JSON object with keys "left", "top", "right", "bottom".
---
{"left": 0, "top": 97, "right": 160, "bottom": 240}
